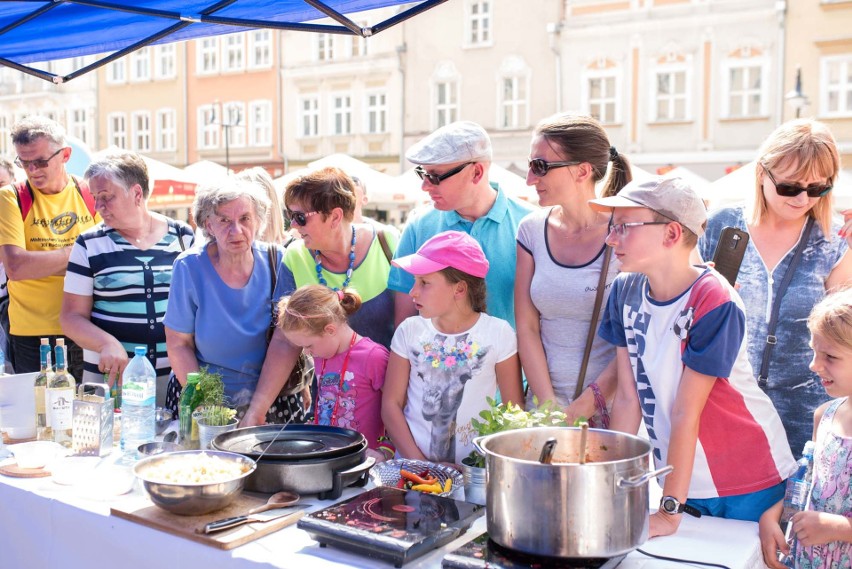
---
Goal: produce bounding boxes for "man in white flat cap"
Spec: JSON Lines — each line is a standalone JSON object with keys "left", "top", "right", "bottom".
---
{"left": 388, "top": 121, "right": 534, "bottom": 328}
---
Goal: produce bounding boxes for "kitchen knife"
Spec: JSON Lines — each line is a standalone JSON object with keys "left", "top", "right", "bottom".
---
{"left": 200, "top": 507, "right": 306, "bottom": 534}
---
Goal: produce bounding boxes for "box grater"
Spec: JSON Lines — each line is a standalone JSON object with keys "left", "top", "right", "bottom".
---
{"left": 72, "top": 382, "right": 114, "bottom": 456}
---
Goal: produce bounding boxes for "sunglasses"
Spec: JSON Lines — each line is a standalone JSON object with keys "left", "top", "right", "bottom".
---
{"left": 528, "top": 158, "right": 582, "bottom": 177}
{"left": 286, "top": 209, "right": 319, "bottom": 227}
{"left": 414, "top": 162, "right": 474, "bottom": 186}
{"left": 15, "top": 147, "right": 65, "bottom": 170}
{"left": 763, "top": 166, "right": 832, "bottom": 199}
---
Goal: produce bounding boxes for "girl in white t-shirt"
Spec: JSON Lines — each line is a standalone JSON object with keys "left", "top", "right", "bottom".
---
{"left": 382, "top": 231, "right": 524, "bottom": 466}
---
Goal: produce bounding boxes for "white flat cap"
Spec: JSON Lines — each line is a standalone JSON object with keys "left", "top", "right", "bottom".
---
{"left": 406, "top": 121, "right": 492, "bottom": 165}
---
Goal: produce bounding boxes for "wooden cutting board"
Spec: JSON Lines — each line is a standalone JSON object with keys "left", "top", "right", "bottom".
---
{"left": 110, "top": 491, "right": 305, "bottom": 550}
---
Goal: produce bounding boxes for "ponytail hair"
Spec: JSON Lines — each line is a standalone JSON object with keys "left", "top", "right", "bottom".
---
{"left": 277, "top": 284, "right": 362, "bottom": 335}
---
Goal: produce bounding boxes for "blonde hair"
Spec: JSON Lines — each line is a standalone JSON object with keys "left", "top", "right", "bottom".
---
{"left": 278, "top": 285, "right": 362, "bottom": 336}
{"left": 237, "top": 167, "right": 287, "bottom": 245}
{"left": 751, "top": 119, "right": 840, "bottom": 237}
{"left": 808, "top": 288, "right": 852, "bottom": 352}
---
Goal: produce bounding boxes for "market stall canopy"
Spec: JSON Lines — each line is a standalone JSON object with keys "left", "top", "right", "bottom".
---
{"left": 0, "top": 0, "right": 446, "bottom": 83}
{"left": 100, "top": 146, "right": 199, "bottom": 207}
{"left": 184, "top": 160, "right": 229, "bottom": 186}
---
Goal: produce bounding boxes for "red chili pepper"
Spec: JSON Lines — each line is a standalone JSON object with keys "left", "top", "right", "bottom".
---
{"left": 400, "top": 469, "right": 437, "bottom": 485}
{"left": 396, "top": 478, "right": 406, "bottom": 489}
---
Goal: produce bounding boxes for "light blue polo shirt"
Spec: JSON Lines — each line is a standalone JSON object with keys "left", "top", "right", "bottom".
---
{"left": 388, "top": 184, "right": 535, "bottom": 328}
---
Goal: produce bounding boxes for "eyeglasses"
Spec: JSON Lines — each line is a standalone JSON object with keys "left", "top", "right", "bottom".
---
{"left": 286, "top": 209, "right": 320, "bottom": 227}
{"left": 763, "top": 166, "right": 832, "bottom": 198}
{"left": 414, "top": 162, "right": 474, "bottom": 185}
{"left": 528, "top": 158, "right": 582, "bottom": 177}
{"left": 15, "top": 147, "right": 65, "bottom": 170}
{"left": 608, "top": 221, "right": 671, "bottom": 237}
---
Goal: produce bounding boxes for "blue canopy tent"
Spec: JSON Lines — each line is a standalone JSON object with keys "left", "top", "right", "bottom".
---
{"left": 0, "top": 0, "right": 444, "bottom": 83}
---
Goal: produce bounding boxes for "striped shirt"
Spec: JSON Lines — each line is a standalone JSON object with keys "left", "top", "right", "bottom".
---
{"left": 64, "top": 219, "right": 194, "bottom": 389}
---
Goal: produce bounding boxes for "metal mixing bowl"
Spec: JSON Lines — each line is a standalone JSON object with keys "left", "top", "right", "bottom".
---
{"left": 133, "top": 450, "right": 256, "bottom": 516}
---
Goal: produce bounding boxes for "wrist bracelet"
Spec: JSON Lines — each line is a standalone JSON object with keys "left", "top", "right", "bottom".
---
{"left": 589, "top": 382, "right": 610, "bottom": 429}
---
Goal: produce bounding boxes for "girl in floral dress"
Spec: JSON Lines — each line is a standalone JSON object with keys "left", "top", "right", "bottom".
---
{"left": 381, "top": 231, "right": 524, "bottom": 466}
{"left": 759, "top": 289, "right": 852, "bottom": 568}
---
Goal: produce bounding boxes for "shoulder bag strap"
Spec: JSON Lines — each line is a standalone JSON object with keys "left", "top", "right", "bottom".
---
{"left": 71, "top": 176, "right": 97, "bottom": 218}
{"left": 574, "top": 245, "right": 613, "bottom": 400}
{"left": 15, "top": 181, "right": 33, "bottom": 221}
{"left": 757, "top": 217, "right": 815, "bottom": 389}
{"left": 376, "top": 228, "right": 393, "bottom": 264}
{"left": 266, "top": 245, "right": 279, "bottom": 344}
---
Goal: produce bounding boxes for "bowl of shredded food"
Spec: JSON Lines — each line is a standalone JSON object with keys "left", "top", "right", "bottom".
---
{"left": 133, "top": 450, "right": 256, "bottom": 515}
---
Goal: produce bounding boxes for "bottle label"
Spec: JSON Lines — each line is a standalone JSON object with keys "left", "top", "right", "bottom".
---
{"left": 46, "top": 387, "right": 73, "bottom": 429}
{"left": 36, "top": 385, "right": 48, "bottom": 426}
{"left": 122, "top": 380, "right": 155, "bottom": 406}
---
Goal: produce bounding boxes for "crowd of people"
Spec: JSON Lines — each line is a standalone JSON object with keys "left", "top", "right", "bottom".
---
{"left": 0, "top": 113, "right": 850, "bottom": 567}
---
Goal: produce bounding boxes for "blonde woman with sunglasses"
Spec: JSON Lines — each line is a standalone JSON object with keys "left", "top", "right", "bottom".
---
{"left": 699, "top": 118, "right": 852, "bottom": 456}
{"left": 515, "top": 112, "right": 632, "bottom": 423}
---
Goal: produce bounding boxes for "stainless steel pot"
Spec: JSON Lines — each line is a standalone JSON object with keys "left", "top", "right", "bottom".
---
{"left": 473, "top": 426, "right": 672, "bottom": 558}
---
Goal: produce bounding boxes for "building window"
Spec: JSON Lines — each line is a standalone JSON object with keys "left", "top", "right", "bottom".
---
{"left": 67, "top": 108, "right": 89, "bottom": 145}
{"left": 154, "top": 44, "right": 176, "bottom": 79}
{"left": 198, "top": 105, "right": 219, "bottom": 149}
{"left": 465, "top": 1, "right": 491, "bottom": 46}
{"left": 197, "top": 38, "right": 219, "bottom": 74}
{"left": 723, "top": 63, "right": 766, "bottom": 118}
{"left": 156, "top": 108, "right": 176, "bottom": 152}
{"left": 249, "top": 100, "right": 272, "bottom": 146}
{"left": 131, "top": 111, "right": 151, "bottom": 152}
{"left": 0, "top": 116, "right": 8, "bottom": 156}
{"left": 331, "top": 94, "right": 352, "bottom": 135}
{"left": 315, "top": 34, "right": 334, "bottom": 61}
{"left": 651, "top": 64, "right": 690, "bottom": 122}
{"left": 499, "top": 76, "right": 528, "bottom": 129}
{"left": 248, "top": 30, "right": 272, "bottom": 69}
{"left": 107, "top": 59, "right": 126, "bottom": 84}
{"left": 108, "top": 113, "right": 127, "bottom": 148}
{"left": 584, "top": 70, "right": 620, "bottom": 124}
{"left": 822, "top": 55, "right": 852, "bottom": 117}
{"left": 222, "top": 33, "right": 246, "bottom": 72}
{"left": 130, "top": 47, "right": 151, "bottom": 81}
{"left": 222, "top": 102, "right": 246, "bottom": 147}
{"left": 351, "top": 23, "right": 368, "bottom": 57}
{"left": 299, "top": 96, "right": 320, "bottom": 137}
{"left": 434, "top": 81, "right": 459, "bottom": 128}
{"left": 365, "top": 92, "right": 388, "bottom": 134}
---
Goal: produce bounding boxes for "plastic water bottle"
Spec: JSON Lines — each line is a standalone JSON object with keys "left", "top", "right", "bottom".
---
{"left": 120, "top": 346, "right": 156, "bottom": 452}
{"left": 780, "top": 440, "right": 815, "bottom": 566}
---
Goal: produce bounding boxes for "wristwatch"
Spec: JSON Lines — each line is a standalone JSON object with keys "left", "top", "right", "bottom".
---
{"left": 659, "top": 496, "right": 702, "bottom": 518}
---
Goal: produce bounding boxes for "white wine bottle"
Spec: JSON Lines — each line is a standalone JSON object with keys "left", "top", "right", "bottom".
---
{"left": 46, "top": 338, "right": 75, "bottom": 448}
{"left": 34, "top": 338, "right": 53, "bottom": 441}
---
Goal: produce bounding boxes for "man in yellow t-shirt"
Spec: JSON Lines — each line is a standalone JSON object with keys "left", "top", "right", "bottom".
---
{"left": 0, "top": 116, "right": 99, "bottom": 378}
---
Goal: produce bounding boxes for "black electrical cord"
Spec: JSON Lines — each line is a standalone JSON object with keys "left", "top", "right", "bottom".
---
{"left": 635, "top": 548, "right": 733, "bottom": 569}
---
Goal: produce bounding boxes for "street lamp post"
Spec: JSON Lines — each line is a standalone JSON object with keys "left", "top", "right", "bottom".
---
{"left": 210, "top": 100, "right": 242, "bottom": 172}
{"left": 785, "top": 66, "right": 809, "bottom": 119}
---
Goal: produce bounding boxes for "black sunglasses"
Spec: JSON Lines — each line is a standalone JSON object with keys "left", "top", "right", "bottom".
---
{"left": 15, "top": 147, "right": 65, "bottom": 170}
{"left": 763, "top": 166, "right": 832, "bottom": 199}
{"left": 528, "top": 158, "right": 582, "bottom": 177}
{"left": 286, "top": 209, "right": 319, "bottom": 227}
{"left": 414, "top": 162, "right": 474, "bottom": 185}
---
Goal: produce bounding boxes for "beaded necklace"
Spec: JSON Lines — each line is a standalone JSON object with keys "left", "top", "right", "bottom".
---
{"left": 313, "top": 225, "right": 356, "bottom": 291}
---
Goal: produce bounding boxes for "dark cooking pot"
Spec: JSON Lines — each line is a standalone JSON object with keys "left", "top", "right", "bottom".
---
{"left": 212, "top": 425, "right": 374, "bottom": 500}
{"left": 473, "top": 426, "right": 672, "bottom": 559}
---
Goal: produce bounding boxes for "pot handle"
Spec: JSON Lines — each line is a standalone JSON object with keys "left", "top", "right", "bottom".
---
{"left": 472, "top": 436, "right": 487, "bottom": 456}
{"left": 617, "top": 465, "right": 674, "bottom": 489}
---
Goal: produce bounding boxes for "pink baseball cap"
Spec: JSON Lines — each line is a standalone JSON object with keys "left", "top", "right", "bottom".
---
{"left": 393, "top": 231, "right": 490, "bottom": 278}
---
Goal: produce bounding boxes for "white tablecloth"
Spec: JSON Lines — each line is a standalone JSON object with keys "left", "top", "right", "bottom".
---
{"left": 0, "top": 454, "right": 767, "bottom": 569}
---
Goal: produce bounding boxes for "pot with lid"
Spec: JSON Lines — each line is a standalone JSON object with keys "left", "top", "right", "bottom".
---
{"left": 473, "top": 426, "right": 672, "bottom": 559}
{"left": 212, "top": 424, "right": 374, "bottom": 499}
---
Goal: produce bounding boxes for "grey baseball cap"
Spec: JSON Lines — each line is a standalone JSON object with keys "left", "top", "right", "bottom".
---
{"left": 406, "top": 121, "right": 492, "bottom": 165}
{"left": 589, "top": 176, "right": 707, "bottom": 236}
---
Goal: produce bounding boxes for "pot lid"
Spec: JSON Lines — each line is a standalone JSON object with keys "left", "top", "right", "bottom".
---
{"left": 212, "top": 425, "right": 366, "bottom": 461}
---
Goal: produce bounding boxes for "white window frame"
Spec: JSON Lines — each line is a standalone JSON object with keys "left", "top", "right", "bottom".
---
{"left": 351, "top": 22, "right": 368, "bottom": 57}
{"left": 106, "top": 59, "right": 126, "bottom": 84}
{"left": 315, "top": 33, "right": 334, "bottom": 62}
{"left": 581, "top": 68, "right": 622, "bottom": 125}
{"left": 67, "top": 108, "right": 90, "bottom": 145}
{"left": 497, "top": 72, "right": 530, "bottom": 130}
{"left": 364, "top": 91, "right": 388, "bottom": 134}
{"left": 720, "top": 57, "right": 769, "bottom": 119}
{"left": 649, "top": 59, "right": 692, "bottom": 122}
{"left": 248, "top": 30, "right": 272, "bottom": 69}
{"left": 197, "top": 37, "right": 219, "bottom": 75}
{"left": 299, "top": 96, "right": 320, "bottom": 138}
{"left": 130, "top": 47, "right": 151, "bottom": 82}
{"left": 107, "top": 112, "right": 127, "bottom": 148}
{"left": 222, "top": 101, "right": 246, "bottom": 148}
{"left": 249, "top": 100, "right": 272, "bottom": 146}
{"left": 330, "top": 93, "right": 352, "bottom": 136}
{"left": 464, "top": 0, "right": 492, "bottom": 48}
{"left": 154, "top": 44, "right": 176, "bottom": 80}
{"left": 821, "top": 55, "right": 852, "bottom": 118}
{"left": 198, "top": 105, "right": 219, "bottom": 149}
{"left": 156, "top": 108, "right": 177, "bottom": 152}
{"left": 131, "top": 111, "right": 152, "bottom": 152}
{"left": 222, "top": 33, "right": 246, "bottom": 73}
{"left": 0, "top": 115, "right": 8, "bottom": 156}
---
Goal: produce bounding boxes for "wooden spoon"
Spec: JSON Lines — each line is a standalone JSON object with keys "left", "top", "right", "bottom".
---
{"left": 579, "top": 421, "right": 589, "bottom": 465}
{"left": 247, "top": 490, "right": 301, "bottom": 515}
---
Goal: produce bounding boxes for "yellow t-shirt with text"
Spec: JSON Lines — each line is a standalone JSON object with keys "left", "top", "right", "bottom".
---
{"left": 0, "top": 178, "right": 99, "bottom": 335}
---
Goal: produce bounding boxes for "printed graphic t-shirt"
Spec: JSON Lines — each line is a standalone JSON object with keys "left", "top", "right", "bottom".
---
{"left": 390, "top": 313, "right": 517, "bottom": 464}
{"left": 0, "top": 179, "right": 99, "bottom": 335}
{"left": 598, "top": 268, "right": 796, "bottom": 499}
